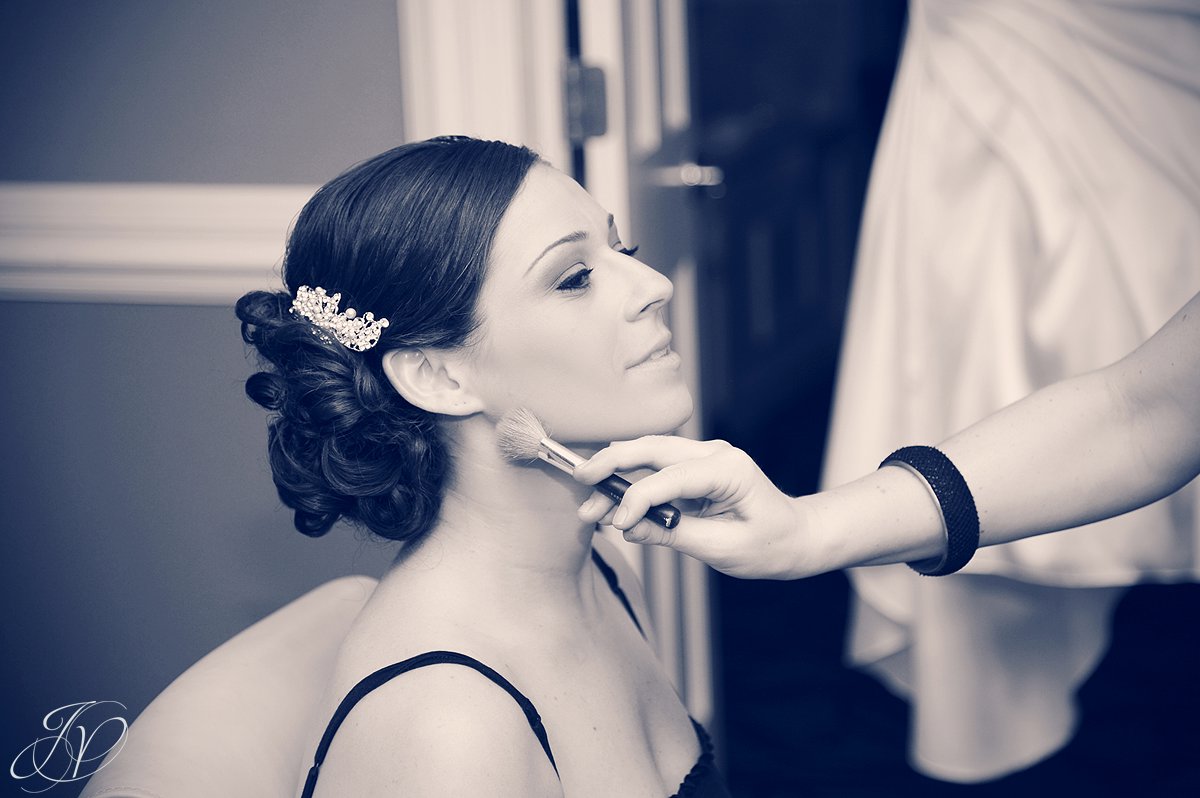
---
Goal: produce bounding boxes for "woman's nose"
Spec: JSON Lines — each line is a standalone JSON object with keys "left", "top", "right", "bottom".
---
{"left": 623, "top": 259, "right": 674, "bottom": 320}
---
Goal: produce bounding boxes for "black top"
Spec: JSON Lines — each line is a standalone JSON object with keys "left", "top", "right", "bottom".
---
{"left": 301, "top": 549, "right": 732, "bottom": 797}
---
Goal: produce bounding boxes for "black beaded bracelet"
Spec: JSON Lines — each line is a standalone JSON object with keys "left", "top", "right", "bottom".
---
{"left": 879, "top": 445, "right": 980, "bottom": 576}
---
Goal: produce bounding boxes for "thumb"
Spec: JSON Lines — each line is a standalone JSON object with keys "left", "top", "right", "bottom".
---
{"left": 620, "top": 517, "right": 678, "bottom": 548}
{"left": 620, "top": 514, "right": 727, "bottom": 569}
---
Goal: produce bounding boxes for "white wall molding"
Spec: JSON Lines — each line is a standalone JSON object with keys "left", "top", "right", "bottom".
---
{"left": 0, "top": 182, "right": 316, "bottom": 305}
{"left": 1, "top": 0, "right": 572, "bottom": 307}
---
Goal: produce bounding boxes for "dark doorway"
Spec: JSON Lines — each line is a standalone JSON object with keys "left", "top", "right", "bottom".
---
{"left": 687, "top": 3, "right": 908, "bottom": 795}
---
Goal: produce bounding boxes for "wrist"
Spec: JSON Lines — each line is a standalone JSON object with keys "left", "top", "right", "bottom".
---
{"left": 814, "top": 469, "right": 947, "bottom": 571}
{"left": 785, "top": 490, "right": 852, "bottom": 579}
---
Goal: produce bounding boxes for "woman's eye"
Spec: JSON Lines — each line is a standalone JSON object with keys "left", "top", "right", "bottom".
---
{"left": 556, "top": 266, "right": 593, "bottom": 292}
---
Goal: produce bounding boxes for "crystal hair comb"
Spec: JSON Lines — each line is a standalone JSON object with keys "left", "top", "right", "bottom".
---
{"left": 290, "top": 285, "right": 390, "bottom": 352}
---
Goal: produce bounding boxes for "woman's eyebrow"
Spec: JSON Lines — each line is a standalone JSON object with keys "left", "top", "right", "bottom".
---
{"left": 524, "top": 215, "right": 617, "bottom": 275}
{"left": 525, "top": 230, "right": 587, "bottom": 275}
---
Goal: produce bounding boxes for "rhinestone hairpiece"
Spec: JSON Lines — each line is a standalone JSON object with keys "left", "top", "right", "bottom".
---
{"left": 290, "top": 285, "right": 390, "bottom": 352}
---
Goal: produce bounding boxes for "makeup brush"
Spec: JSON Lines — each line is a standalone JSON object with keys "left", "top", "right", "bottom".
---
{"left": 496, "top": 407, "right": 682, "bottom": 529}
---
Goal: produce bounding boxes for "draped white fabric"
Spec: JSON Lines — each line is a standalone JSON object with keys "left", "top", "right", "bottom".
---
{"left": 822, "top": 0, "right": 1200, "bottom": 782}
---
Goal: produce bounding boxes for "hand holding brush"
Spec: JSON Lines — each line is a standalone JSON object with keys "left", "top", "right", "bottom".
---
{"left": 496, "top": 407, "right": 682, "bottom": 529}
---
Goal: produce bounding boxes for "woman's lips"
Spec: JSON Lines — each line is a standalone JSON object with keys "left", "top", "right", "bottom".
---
{"left": 635, "top": 347, "right": 681, "bottom": 370}
{"left": 627, "top": 336, "right": 680, "bottom": 370}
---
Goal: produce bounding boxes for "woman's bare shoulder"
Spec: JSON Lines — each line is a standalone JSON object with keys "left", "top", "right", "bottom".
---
{"left": 309, "top": 661, "right": 562, "bottom": 797}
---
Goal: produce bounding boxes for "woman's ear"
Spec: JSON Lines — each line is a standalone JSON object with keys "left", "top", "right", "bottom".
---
{"left": 381, "top": 348, "right": 484, "bottom": 417}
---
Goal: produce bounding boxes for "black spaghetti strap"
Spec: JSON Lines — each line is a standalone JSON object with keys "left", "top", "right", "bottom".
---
{"left": 302, "top": 552, "right": 649, "bottom": 796}
{"left": 300, "top": 650, "right": 557, "bottom": 798}
{"left": 590, "top": 548, "right": 646, "bottom": 639}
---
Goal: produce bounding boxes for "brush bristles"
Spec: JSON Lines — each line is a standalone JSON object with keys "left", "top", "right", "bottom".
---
{"left": 495, "top": 407, "right": 550, "bottom": 461}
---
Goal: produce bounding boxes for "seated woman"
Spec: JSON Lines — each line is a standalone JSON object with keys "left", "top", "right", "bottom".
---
{"left": 236, "top": 136, "right": 730, "bottom": 797}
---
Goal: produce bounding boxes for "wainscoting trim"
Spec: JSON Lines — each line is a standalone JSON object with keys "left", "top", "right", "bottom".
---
{"left": 0, "top": 182, "right": 316, "bottom": 304}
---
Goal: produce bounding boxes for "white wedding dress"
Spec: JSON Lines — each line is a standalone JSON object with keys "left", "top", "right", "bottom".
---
{"left": 822, "top": 0, "right": 1200, "bottom": 782}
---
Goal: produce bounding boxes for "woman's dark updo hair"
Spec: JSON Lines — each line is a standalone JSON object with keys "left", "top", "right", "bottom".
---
{"left": 236, "top": 136, "right": 539, "bottom": 543}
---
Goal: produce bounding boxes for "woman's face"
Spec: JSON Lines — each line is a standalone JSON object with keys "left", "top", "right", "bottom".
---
{"left": 466, "top": 164, "right": 694, "bottom": 444}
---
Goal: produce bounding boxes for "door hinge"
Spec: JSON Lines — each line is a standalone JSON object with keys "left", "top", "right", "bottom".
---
{"left": 564, "top": 61, "right": 607, "bottom": 144}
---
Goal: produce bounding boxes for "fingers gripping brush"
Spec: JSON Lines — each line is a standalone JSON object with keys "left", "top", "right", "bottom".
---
{"left": 496, "top": 407, "right": 682, "bottom": 529}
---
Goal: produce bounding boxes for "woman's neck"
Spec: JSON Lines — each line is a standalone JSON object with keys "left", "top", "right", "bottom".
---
{"left": 387, "top": 415, "right": 605, "bottom": 626}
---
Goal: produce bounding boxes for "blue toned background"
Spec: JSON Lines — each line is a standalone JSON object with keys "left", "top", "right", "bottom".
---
{"left": 2, "top": 1, "right": 1198, "bottom": 796}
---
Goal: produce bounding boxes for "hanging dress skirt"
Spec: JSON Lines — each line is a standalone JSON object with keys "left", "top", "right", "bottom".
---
{"left": 821, "top": 0, "right": 1200, "bottom": 783}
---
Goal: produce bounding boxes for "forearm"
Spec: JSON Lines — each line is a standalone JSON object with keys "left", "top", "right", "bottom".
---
{"left": 806, "top": 347, "right": 1196, "bottom": 572}
{"left": 947, "top": 292, "right": 1200, "bottom": 548}
{"left": 801, "top": 370, "right": 1142, "bottom": 573}
{"left": 940, "top": 367, "right": 1143, "bottom": 546}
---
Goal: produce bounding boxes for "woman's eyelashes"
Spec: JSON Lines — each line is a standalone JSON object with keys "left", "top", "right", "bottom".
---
{"left": 551, "top": 243, "right": 637, "bottom": 293}
{"left": 555, "top": 266, "right": 593, "bottom": 292}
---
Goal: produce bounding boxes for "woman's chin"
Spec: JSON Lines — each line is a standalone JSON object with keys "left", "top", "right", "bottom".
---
{"left": 559, "top": 393, "right": 695, "bottom": 446}
{"left": 629, "top": 390, "right": 695, "bottom": 438}
{"left": 661, "top": 391, "right": 696, "bottom": 433}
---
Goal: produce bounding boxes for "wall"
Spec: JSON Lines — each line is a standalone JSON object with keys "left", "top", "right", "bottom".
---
{"left": 0, "top": 0, "right": 405, "bottom": 183}
{"left": 0, "top": 0, "right": 403, "bottom": 774}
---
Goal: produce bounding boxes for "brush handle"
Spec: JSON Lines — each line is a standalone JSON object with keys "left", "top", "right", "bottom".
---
{"left": 540, "top": 438, "right": 681, "bottom": 529}
{"left": 596, "top": 474, "right": 681, "bottom": 530}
